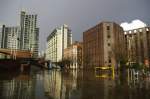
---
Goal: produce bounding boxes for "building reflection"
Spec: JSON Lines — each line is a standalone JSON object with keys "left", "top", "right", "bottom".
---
{"left": 43, "top": 69, "right": 150, "bottom": 99}
{"left": 1, "top": 69, "right": 150, "bottom": 99}
{"left": 127, "top": 69, "right": 150, "bottom": 89}
{"left": 43, "top": 70, "right": 81, "bottom": 99}
{"left": 61, "top": 70, "right": 79, "bottom": 99}
{"left": 114, "top": 70, "right": 149, "bottom": 99}
{"left": 80, "top": 70, "right": 115, "bottom": 99}
{"left": 43, "top": 70, "right": 62, "bottom": 99}
{"left": 80, "top": 69, "right": 150, "bottom": 99}
{"left": 0, "top": 72, "right": 36, "bottom": 99}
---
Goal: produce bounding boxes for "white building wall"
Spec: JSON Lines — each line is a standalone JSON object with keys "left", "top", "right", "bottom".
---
{"left": 0, "top": 25, "right": 2, "bottom": 48}
{"left": 63, "top": 26, "right": 68, "bottom": 49}
{"left": 6, "top": 27, "right": 20, "bottom": 49}
{"left": 57, "top": 30, "right": 63, "bottom": 62}
{"left": 46, "top": 25, "right": 72, "bottom": 62}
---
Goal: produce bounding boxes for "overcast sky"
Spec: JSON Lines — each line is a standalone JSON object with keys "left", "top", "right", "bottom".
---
{"left": 0, "top": 0, "right": 150, "bottom": 51}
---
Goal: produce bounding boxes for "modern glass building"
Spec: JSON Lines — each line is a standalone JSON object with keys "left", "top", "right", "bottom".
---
{"left": 0, "top": 25, "right": 20, "bottom": 49}
{"left": 20, "top": 11, "right": 39, "bottom": 58}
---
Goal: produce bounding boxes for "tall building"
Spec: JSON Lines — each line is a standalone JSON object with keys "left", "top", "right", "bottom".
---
{"left": 63, "top": 41, "right": 83, "bottom": 69}
{"left": 0, "top": 25, "right": 6, "bottom": 48}
{"left": 0, "top": 25, "right": 21, "bottom": 59}
{"left": 0, "top": 25, "right": 4, "bottom": 48}
{"left": 46, "top": 24, "right": 72, "bottom": 63}
{"left": 0, "top": 25, "right": 21, "bottom": 49}
{"left": 125, "top": 27, "right": 150, "bottom": 66}
{"left": 20, "top": 11, "right": 39, "bottom": 58}
{"left": 83, "top": 22, "right": 126, "bottom": 70}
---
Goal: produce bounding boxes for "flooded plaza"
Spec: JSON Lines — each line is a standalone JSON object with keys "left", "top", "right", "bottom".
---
{"left": 0, "top": 69, "right": 150, "bottom": 99}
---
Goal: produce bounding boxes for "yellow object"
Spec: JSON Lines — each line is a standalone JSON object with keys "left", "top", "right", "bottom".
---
{"left": 95, "top": 66, "right": 115, "bottom": 79}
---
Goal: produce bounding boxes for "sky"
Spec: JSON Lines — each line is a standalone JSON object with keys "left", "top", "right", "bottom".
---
{"left": 0, "top": 0, "right": 150, "bottom": 52}
{"left": 120, "top": 19, "right": 147, "bottom": 31}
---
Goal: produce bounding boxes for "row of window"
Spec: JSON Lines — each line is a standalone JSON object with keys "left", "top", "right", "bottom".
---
{"left": 125, "top": 28, "right": 149, "bottom": 34}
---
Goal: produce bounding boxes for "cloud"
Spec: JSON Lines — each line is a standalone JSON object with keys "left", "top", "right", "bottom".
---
{"left": 120, "top": 19, "right": 147, "bottom": 31}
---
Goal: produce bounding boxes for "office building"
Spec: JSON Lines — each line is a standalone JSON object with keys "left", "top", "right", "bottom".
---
{"left": 0, "top": 25, "right": 21, "bottom": 58}
{"left": 46, "top": 24, "right": 72, "bottom": 63}
{"left": 0, "top": 25, "right": 4, "bottom": 48}
{"left": 64, "top": 41, "right": 83, "bottom": 69}
{"left": 125, "top": 27, "right": 150, "bottom": 66}
{"left": 20, "top": 11, "right": 39, "bottom": 58}
{"left": 0, "top": 25, "right": 21, "bottom": 49}
{"left": 83, "top": 21, "right": 126, "bottom": 69}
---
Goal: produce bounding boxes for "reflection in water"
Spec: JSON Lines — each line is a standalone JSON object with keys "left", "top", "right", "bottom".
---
{"left": 43, "top": 70, "right": 80, "bottom": 99}
{"left": 0, "top": 72, "right": 35, "bottom": 99}
{"left": 43, "top": 70, "right": 62, "bottom": 99}
{"left": 0, "top": 69, "right": 150, "bottom": 99}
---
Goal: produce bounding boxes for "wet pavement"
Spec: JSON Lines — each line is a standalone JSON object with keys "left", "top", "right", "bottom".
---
{"left": 0, "top": 69, "right": 150, "bottom": 99}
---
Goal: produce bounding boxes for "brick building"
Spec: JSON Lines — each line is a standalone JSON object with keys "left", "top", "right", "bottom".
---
{"left": 63, "top": 41, "right": 82, "bottom": 69}
{"left": 83, "top": 22, "right": 126, "bottom": 70}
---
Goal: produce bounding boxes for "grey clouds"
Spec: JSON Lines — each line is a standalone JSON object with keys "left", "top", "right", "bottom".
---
{"left": 0, "top": 0, "right": 150, "bottom": 51}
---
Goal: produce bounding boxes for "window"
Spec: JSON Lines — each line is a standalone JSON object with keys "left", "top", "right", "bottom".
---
{"left": 134, "top": 30, "right": 137, "bottom": 33}
{"left": 107, "top": 26, "right": 111, "bottom": 38}
{"left": 108, "top": 65, "right": 111, "bottom": 67}
{"left": 139, "top": 29, "right": 142, "bottom": 32}
{"left": 107, "top": 26, "right": 110, "bottom": 30}
{"left": 146, "top": 28, "right": 149, "bottom": 31}
{"left": 108, "top": 59, "right": 111, "bottom": 63}
{"left": 107, "top": 35, "right": 110, "bottom": 38}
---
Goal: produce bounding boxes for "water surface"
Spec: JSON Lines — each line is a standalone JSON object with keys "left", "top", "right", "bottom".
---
{"left": 0, "top": 69, "right": 150, "bottom": 99}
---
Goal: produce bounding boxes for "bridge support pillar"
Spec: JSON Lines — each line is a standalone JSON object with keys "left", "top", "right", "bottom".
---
{"left": 20, "top": 64, "right": 30, "bottom": 72}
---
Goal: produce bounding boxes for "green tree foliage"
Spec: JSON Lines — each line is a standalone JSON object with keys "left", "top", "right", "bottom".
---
{"left": 130, "top": 63, "right": 144, "bottom": 70}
